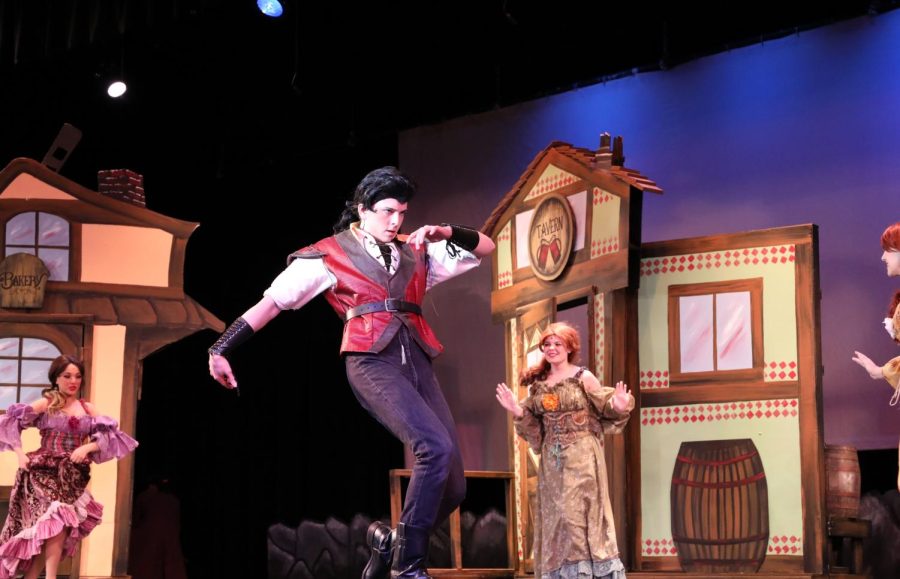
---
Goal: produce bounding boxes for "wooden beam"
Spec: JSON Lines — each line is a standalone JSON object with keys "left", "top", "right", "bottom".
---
{"left": 641, "top": 224, "right": 815, "bottom": 258}
{"left": 642, "top": 383, "right": 799, "bottom": 407}
{"left": 492, "top": 253, "right": 628, "bottom": 322}
{"left": 794, "top": 230, "right": 826, "bottom": 574}
{"left": 111, "top": 336, "right": 140, "bottom": 576}
{"left": 612, "top": 288, "right": 641, "bottom": 571}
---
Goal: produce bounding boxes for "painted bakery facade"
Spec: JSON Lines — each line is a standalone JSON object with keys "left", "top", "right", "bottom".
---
{"left": 0, "top": 158, "right": 222, "bottom": 578}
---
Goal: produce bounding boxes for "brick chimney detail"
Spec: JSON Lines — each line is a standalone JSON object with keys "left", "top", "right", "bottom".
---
{"left": 97, "top": 169, "right": 146, "bottom": 207}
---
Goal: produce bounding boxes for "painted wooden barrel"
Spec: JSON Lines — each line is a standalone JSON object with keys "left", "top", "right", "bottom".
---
{"left": 671, "top": 439, "right": 769, "bottom": 573}
{"left": 824, "top": 445, "right": 860, "bottom": 518}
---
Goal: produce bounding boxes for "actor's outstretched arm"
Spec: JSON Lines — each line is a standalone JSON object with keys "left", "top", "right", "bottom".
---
{"left": 242, "top": 295, "right": 283, "bottom": 330}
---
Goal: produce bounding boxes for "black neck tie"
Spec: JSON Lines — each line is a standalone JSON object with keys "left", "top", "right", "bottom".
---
{"left": 376, "top": 243, "right": 393, "bottom": 271}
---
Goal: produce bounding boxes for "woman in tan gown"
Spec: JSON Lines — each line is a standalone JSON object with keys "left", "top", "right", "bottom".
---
{"left": 852, "top": 221, "right": 900, "bottom": 489}
{"left": 496, "top": 322, "right": 633, "bottom": 579}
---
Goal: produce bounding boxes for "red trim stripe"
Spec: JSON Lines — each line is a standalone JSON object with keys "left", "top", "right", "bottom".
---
{"left": 673, "top": 533, "right": 768, "bottom": 545}
{"left": 676, "top": 450, "right": 758, "bottom": 466}
{"left": 672, "top": 472, "right": 766, "bottom": 488}
{"left": 682, "top": 559, "right": 766, "bottom": 565}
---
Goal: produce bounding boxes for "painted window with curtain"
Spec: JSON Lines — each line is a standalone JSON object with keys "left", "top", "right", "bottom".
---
{"left": 668, "top": 278, "right": 764, "bottom": 384}
{"left": 0, "top": 337, "right": 62, "bottom": 408}
{"left": 4, "top": 212, "right": 71, "bottom": 281}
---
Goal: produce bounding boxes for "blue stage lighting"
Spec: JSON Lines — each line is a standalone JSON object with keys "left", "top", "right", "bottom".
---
{"left": 257, "top": 0, "right": 283, "bottom": 17}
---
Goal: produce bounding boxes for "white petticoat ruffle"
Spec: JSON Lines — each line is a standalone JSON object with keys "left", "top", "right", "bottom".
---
{"left": 543, "top": 556, "right": 626, "bottom": 579}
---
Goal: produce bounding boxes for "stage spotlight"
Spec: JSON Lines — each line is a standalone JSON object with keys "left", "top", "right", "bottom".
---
{"left": 257, "top": 0, "right": 284, "bottom": 17}
{"left": 107, "top": 81, "right": 127, "bottom": 98}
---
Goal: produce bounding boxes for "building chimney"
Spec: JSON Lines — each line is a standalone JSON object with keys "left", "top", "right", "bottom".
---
{"left": 593, "top": 132, "right": 613, "bottom": 168}
{"left": 97, "top": 169, "right": 146, "bottom": 207}
{"left": 612, "top": 136, "right": 625, "bottom": 166}
{"left": 598, "top": 132, "right": 611, "bottom": 152}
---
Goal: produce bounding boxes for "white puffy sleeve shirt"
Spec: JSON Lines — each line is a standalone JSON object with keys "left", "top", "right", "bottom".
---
{"left": 263, "top": 238, "right": 481, "bottom": 311}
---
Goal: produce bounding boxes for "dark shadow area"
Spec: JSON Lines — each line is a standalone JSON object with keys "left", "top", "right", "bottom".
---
{"left": 857, "top": 448, "right": 899, "bottom": 576}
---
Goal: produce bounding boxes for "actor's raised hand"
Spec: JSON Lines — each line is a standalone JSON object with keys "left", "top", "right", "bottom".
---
{"left": 852, "top": 350, "right": 884, "bottom": 380}
{"left": 496, "top": 383, "right": 524, "bottom": 418}
{"left": 612, "top": 381, "right": 631, "bottom": 413}
{"left": 209, "top": 354, "right": 238, "bottom": 389}
{"left": 407, "top": 225, "right": 451, "bottom": 250}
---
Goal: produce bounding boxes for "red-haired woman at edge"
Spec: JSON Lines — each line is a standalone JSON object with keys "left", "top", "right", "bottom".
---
{"left": 852, "top": 221, "right": 900, "bottom": 490}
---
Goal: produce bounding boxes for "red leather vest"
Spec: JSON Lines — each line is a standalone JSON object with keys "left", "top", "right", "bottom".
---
{"left": 290, "top": 230, "right": 444, "bottom": 357}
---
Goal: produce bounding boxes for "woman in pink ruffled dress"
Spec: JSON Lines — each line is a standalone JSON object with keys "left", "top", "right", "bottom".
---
{"left": 0, "top": 354, "right": 138, "bottom": 579}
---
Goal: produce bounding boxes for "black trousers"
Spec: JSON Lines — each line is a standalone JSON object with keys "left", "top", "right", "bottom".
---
{"left": 344, "top": 327, "right": 465, "bottom": 531}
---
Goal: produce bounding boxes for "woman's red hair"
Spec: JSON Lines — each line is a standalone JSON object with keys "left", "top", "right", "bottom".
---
{"left": 881, "top": 222, "right": 900, "bottom": 253}
{"left": 520, "top": 322, "right": 581, "bottom": 386}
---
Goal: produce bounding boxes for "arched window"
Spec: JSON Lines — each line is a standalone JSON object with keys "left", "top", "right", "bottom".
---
{"left": 0, "top": 337, "right": 62, "bottom": 408}
{"left": 4, "top": 212, "right": 70, "bottom": 281}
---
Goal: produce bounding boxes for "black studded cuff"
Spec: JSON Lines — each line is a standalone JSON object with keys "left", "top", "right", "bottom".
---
{"left": 208, "top": 317, "right": 254, "bottom": 357}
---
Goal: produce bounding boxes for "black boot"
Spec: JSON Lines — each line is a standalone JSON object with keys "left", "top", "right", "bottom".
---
{"left": 390, "top": 522, "right": 432, "bottom": 579}
{"left": 362, "top": 521, "right": 394, "bottom": 579}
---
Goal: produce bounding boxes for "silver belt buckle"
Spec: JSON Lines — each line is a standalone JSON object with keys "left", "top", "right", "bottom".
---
{"left": 384, "top": 298, "right": 399, "bottom": 312}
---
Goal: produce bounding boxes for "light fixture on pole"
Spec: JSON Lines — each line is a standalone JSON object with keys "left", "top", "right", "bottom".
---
{"left": 106, "top": 10, "right": 129, "bottom": 99}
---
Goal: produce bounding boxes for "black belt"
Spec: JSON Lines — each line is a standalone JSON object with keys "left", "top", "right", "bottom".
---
{"left": 345, "top": 298, "right": 422, "bottom": 321}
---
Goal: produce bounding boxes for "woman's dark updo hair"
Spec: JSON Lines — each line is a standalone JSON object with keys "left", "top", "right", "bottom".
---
{"left": 333, "top": 167, "right": 417, "bottom": 233}
{"left": 44, "top": 354, "right": 85, "bottom": 414}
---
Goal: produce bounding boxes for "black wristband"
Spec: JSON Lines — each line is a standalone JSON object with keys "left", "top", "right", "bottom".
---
{"left": 208, "top": 317, "right": 254, "bottom": 357}
{"left": 441, "top": 223, "right": 480, "bottom": 253}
